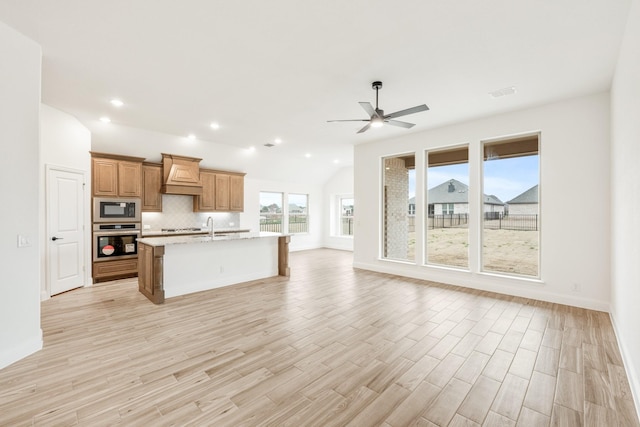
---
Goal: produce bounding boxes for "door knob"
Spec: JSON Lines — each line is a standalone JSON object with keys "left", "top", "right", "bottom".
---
{"left": 51, "top": 236, "right": 64, "bottom": 241}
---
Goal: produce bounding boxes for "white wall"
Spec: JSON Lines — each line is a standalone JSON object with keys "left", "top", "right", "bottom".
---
{"left": 611, "top": 0, "right": 640, "bottom": 414}
{"left": 0, "top": 22, "right": 42, "bottom": 369}
{"left": 40, "top": 104, "right": 92, "bottom": 299}
{"left": 355, "top": 92, "right": 611, "bottom": 311}
{"left": 91, "top": 124, "right": 325, "bottom": 252}
{"left": 323, "top": 166, "right": 354, "bottom": 251}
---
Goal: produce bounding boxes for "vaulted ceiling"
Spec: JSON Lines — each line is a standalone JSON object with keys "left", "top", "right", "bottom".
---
{"left": 0, "top": 0, "right": 631, "bottom": 176}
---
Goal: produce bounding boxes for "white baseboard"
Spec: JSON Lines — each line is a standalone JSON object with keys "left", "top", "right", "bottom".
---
{"left": 609, "top": 310, "right": 640, "bottom": 420}
{"left": 0, "top": 331, "right": 43, "bottom": 371}
{"left": 352, "top": 261, "right": 610, "bottom": 312}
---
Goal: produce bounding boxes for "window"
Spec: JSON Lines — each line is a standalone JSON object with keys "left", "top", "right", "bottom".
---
{"left": 482, "top": 134, "right": 539, "bottom": 277}
{"left": 443, "top": 203, "right": 454, "bottom": 214}
{"left": 382, "top": 154, "right": 415, "bottom": 261}
{"left": 259, "top": 192, "right": 283, "bottom": 232}
{"left": 426, "top": 146, "right": 469, "bottom": 269}
{"left": 340, "top": 197, "right": 354, "bottom": 236}
{"left": 288, "top": 193, "right": 308, "bottom": 234}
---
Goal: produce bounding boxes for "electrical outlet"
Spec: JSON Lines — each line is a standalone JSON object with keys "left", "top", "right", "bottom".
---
{"left": 17, "top": 235, "right": 32, "bottom": 248}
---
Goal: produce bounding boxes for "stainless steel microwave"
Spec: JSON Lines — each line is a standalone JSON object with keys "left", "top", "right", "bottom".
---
{"left": 93, "top": 198, "right": 141, "bottom": 223}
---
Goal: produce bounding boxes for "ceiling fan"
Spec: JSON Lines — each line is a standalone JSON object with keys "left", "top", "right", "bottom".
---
{"left": 328, "top": 81, "right": 429, "bottom": 134}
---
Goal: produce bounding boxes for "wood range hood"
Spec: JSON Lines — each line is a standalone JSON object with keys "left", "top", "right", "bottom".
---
{"left": 160, "top": 153, "right": 203, "bottom": 196}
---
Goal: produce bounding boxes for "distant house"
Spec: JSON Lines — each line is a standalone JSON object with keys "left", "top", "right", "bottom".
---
{"left": 408, "top": 179, "right": 504, "bottom": 216}
{"left": 507, "top": 185, "right": 538, "bottom": 215}
{"left": 288, "top": 203, "right": 306, "bottom": 214}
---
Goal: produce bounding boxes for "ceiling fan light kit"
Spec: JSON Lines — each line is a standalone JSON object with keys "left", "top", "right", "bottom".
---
{"left": 328, "top": 81, "right": 429, "bottom": 134}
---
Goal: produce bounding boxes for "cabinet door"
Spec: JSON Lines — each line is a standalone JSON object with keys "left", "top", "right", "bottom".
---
{"left": 138, "top": 244, "right": 153, "bottom": 295}
{"left": 142, "top": 164, "right": 163, "bottom": 211}
{"left": 92, "top": 158, "right": 118, "bottom": 196}
{"left": 215, "top": 174, "right": 230, "bottom": 211}
{"left": 92, "top": 259, "right": 138, "bottom": 281}
{"left": 118, "top": 161, "right": 142, "bottom": 197}
{"left": 194, "top": 170, "right": 216, "bottom": 211}
{"left": 229, "top": 175, "right": 244, "bottom": 212}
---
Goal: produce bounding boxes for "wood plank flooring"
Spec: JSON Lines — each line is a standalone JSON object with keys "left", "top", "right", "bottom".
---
{"left": 0, "top": 249, "right": 638, "bottom": 426}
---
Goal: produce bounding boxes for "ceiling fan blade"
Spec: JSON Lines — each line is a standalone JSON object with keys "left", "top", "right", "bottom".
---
{"left": 384, "top": 104, "right": 429, "bottom": 119}
{"left": 386, "top": 120, "right": 415, "bottom": 129}
{"left": 357, "top": 122, "right": 372, "bottom": 134}
{"left": 327, "top": 119, "right": 370, "bottom": 122}
{"left": 359, "top": 102, "right": 378, "bottom": 118}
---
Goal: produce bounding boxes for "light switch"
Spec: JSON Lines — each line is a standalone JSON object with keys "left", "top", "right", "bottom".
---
{"left": 17, "top": 235, "right": 32, "bottom": 248}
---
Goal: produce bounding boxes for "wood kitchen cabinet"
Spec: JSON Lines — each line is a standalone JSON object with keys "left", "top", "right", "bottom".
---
{"left": 215, "top": 174, "right": 231, "bottom": 211}
{"left": 118, "top": 161, "right": 142, "bottom": 197}
{"left": 138, "top": 243, "right": 165, "bottom": 304}
{"left": 229, "top": 174, "right": 244, "bottom": 211}
{"left": 93, "top": 259, "right": 139, "bottom": 282}
{"left": 193, "top": 169, "right": 216, "bottom": 211}
{"left": 91, "top": 153, "right": 144, "bottom": 198}
{"left": 194, "top": 169, "right": 245, "bottom": 212}
{"left": 142, "top": 162, "right": 163, "bottom": 211}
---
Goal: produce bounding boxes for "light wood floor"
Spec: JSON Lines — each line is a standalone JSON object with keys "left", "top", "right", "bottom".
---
{"left": 1, "top": 249, "right": 638, "bottom": 426}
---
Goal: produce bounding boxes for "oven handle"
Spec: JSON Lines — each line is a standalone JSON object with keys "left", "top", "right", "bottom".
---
{"left": 94, "top": 230, "right": 141, "bottom": 237}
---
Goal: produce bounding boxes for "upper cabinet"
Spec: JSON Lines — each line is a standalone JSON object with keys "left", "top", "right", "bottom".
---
{"left": 92, "top": 152, "right": 245, "bottom": 212}
{"left": 229, "top": 174, "right": 244, "bottom": 211}
{"left": 91, "top": 153, "right": 144, "bottom": 198}
{"left": 142, "top": 163, "right": 163, "bottom": 212}
{"left": 194, "top": 169, "right": 245, "bottom": 212}
{"left": 193, "top": 170, "right": 216, "bottom": 212}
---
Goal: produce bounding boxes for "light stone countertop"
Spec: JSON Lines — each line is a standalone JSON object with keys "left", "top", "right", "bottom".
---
{"left": 137, "top": 232, "right": 283, "bottom": 247}
{"left": 141, "top": 228, "right": 251, "bottom": 237}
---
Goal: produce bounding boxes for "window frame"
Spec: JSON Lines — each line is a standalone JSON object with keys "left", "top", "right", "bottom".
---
{"left": 480, "top": 132, "right": 541, "bottom": 279}
{"left": 287, "top": 193, "right": 309, "bottom": 235}
{"left": 338, "top": 196, "right": 355, "bottom": 237}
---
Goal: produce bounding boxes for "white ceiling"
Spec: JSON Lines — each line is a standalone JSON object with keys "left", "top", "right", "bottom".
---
{"left": 0, "top": 0, "right": 632, "bottom": 172}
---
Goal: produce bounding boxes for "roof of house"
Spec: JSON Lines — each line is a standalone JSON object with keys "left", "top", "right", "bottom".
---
{"left": 507, "top": 185, "right": 538, "bottom": 204}
{"left": 428, "top": 179, "right": 470, "bottom": 204}
{"left": 484, "top": 194, "right": 504, "bottom": 205}
{"left": 408, "top": 179, "right": 504, "bottom": 205}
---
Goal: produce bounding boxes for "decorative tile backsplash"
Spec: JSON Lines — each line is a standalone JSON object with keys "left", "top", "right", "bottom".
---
{"left": 141, "top": 195, "right": 241, "bottom": 231}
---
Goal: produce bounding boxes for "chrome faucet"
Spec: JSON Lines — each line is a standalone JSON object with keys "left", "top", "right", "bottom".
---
{"left": 206, "top": 216, "right": 214, "bottom": 237}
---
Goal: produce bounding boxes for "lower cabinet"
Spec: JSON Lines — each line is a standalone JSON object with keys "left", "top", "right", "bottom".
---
{"left": 138, "top": 243, "right": 165, "bottom": 304}
{"left": 93, "top": 258, "right": 138, "bottom": 282}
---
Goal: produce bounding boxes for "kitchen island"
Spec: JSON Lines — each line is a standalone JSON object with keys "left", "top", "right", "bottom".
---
{"left": 137, "top": 232, "right": 290, "bottom": 304}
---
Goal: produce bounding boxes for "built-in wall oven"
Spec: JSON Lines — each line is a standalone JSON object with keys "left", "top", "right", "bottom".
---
{"left": 93, "top": 223, "right": 140, "bottom": 262}
{"left": 93, "top": 198, "right": 141, "bottom": 223}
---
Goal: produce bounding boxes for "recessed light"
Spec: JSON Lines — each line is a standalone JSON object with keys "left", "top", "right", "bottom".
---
{"left": 100, "top": 117, "right": 111, "bottom": 123}
{"left": 187, "top": 134, "right": 196, "bottom": 140}
{"left": 210, "top": 122, "right": 220, "bottom": 130}
{"left": 305, "top": 153, "right": 311, "bottom": 158}
{"left": 246, "top": 146, "right": 256, "bottom": 152}
{"left": 274, "top": 138, "right": 282, "bottom": 144}
{"left": 110, "top": 99, "right": 123, "bottom": 107}
{"left": 333, "top": 159, "right": 340, "bottom": 164}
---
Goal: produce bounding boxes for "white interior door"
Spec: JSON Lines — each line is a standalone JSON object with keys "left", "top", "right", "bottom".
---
{"left": 47, "top": 167, "right": 85, "bottom": 296}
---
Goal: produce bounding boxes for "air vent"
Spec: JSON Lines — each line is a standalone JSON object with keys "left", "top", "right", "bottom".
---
{"left": 489, "top": 86, "right": 517, "bottom": 98}
{"left": 264, "top": 143, "right": 275, "bottom": 147}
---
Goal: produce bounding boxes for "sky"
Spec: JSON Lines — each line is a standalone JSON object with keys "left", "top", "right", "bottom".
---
{"left": 408, "top": 155, "right": 539, "bottom": 202}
